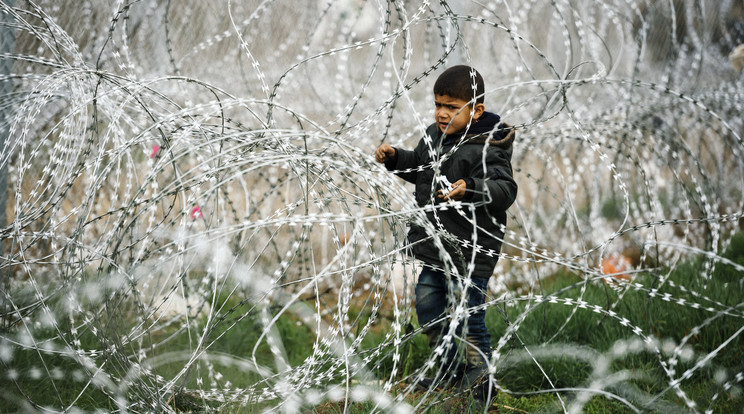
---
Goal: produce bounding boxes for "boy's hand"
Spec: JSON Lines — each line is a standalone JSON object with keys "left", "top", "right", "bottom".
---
{"left": 375, "top": 144, "right": 396, "bottom": 163}
{"left": 438, "top": 179, "right": 467, "bottom": 201}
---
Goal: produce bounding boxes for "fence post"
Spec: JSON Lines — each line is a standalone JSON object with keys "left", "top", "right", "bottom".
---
{"left": 1, "top": 0, "right": 16, "bottom": 328}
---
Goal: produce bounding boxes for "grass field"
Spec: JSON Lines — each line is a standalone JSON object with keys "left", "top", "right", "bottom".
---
{"left": 2, "top": 232, "right": 743, "bottom": 413}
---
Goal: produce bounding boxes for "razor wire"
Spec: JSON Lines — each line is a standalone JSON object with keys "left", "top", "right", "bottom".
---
{"left": 0, "top": 1, "right": 743, "bottom": 413}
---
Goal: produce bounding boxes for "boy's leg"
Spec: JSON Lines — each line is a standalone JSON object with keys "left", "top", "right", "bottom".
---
{"left": 459, "top": 276, "right": 496, "bottom": 412}
{"left": 414, "top": 267, "right": 464, "bottom": 386}
{"left": 463, "top": 277, "right": 491, "bottom": 370}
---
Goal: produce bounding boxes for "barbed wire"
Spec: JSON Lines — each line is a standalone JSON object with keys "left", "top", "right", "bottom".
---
{"left": 1, "top": 1, "right": 743, "bottom": 413}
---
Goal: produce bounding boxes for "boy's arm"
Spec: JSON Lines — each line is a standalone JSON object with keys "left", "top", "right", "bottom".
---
{"left": 375, "top": 143, "right": 422, "bottom": 185}
{"left": 467, "top": 150, "right": 518, "bottom": 212}
{"left": 391, "top": 146, "right": 421, "bottom": 184}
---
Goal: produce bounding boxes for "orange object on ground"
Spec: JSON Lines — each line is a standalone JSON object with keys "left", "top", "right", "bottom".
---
{"left": 600, "top": 254, "right": 632, "bottom": 281}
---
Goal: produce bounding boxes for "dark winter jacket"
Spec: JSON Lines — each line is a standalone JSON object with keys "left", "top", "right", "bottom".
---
{"left": 386, "top": 112, "right": 517, "bottom": 278}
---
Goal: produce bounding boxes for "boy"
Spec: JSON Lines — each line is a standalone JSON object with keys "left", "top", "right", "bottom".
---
{"left": 374, "top": 65, "right": 517, "bottom": 411}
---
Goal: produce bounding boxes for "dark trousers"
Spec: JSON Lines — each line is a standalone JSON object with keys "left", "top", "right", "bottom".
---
{"left": 414, "top": 266, "right": 491, "bottom": 372}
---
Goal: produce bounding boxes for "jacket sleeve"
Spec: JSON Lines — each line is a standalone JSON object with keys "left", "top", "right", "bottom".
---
{"left": 388, "top": 135, "right": 430, "bottom": 184}
{"left": 468, "top": 148, "right": 518, "bottom": 212}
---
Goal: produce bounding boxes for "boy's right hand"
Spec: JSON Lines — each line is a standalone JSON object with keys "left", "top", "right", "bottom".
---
{"left": 375, "top": 144, "right": 396, "bottom": 163}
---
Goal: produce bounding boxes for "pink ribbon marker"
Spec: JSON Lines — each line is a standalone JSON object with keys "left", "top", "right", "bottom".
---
{"left": 190, "top": 206, "right": 202, "bottom": 219}
{"left": 150, "top": 144, "right": 160, "bottom": 158}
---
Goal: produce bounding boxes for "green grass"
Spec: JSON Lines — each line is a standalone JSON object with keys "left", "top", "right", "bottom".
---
{"left": 2, "top": 233, "right": 743, "bottom": 412}
{"left": 0, "top": 321, "right": 115, "bottom": 412}
{"left": 481, "top": 232, "right": 744, "bottom": 413}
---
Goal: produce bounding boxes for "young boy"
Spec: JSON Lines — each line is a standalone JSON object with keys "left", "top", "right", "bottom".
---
{"left": 375, "top": 65, "right": 517, "bottom": 411}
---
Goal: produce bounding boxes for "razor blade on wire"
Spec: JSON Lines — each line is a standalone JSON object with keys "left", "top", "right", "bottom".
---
{"left": 437, "top": 175, "right": 453, "bottom": 196}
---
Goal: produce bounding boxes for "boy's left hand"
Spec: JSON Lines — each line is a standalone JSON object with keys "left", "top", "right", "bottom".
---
{"left": 438, "top": 179, "right": 467, "bottom": 201}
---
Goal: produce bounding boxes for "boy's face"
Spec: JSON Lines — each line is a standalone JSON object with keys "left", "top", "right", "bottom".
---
{"left": 434, "top": 94, "right": 484, "bottom": 135}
